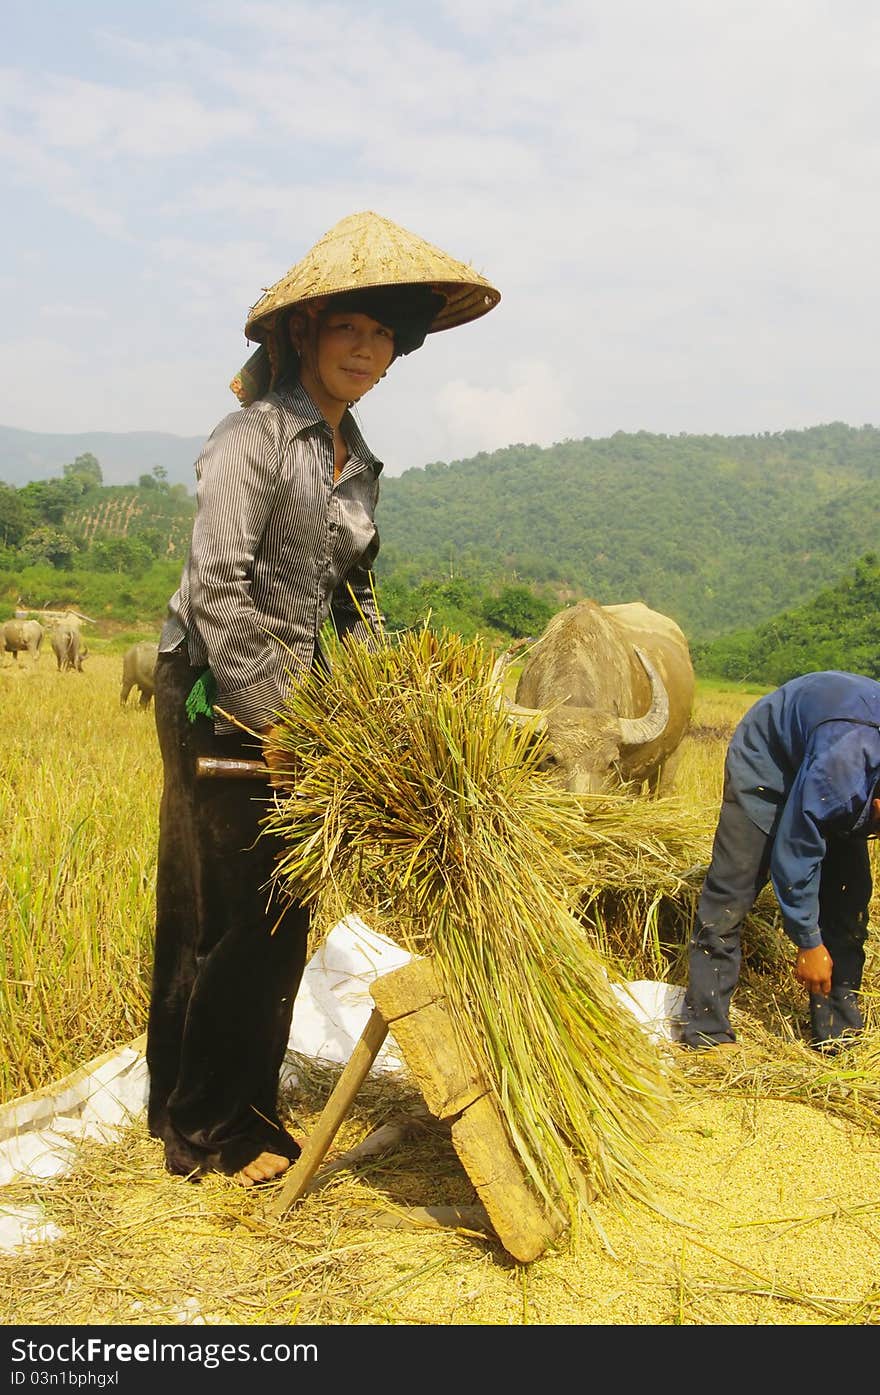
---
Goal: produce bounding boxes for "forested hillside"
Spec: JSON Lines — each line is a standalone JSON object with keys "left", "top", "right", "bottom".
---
{"left": 375, "top": 422, "right": 880, "bottom": 640}
{"left": 0, "top": 455, "right": 193, "bottom": 574}
{"left": 1, "top": 424, "right": 877, "bottom": 656}
{"left": 695, "top": 553, "right": 880, "bottom": 683}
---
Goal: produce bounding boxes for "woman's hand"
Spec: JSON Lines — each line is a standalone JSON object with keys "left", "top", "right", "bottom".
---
{"left": 794, "top": 944, "right": 833, "bottom": 996}
{"left": 260, "top": 724, "right": 290, "bottom": 788}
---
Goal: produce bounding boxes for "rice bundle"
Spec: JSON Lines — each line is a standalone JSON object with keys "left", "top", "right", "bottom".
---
{"left": 564, "top": 802, "right": 797, "bottom": 988}
{"left": 547, "top": 790, "right": 710, "bottom": 981}
{"left": 262, "top": 626, "right": 692, "bottom": 1230}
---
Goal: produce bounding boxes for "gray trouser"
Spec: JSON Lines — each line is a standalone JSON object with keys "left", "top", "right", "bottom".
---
{"left": 682, "top": 797, "right": 870, "bottom": 1048}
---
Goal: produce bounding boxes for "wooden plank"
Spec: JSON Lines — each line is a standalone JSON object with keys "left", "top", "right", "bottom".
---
{"left": 370, "top": 957, "right": 486, "bottom": 1116}
{"left": 367, "top": 1203, "right": 493, "bottom": 1235}
{"left": 388, "top": 1000, "right": 486, "bottom": 1119}
{"left": 266, "top": 1007, "right": 389, "bottom": 1217}
{"left": 451, "top": 1094, "right": 566, "bottom": 1263}
{"left": 368, "top": 956, "right": 444, "bottom": 1022}
{"left": 269, "top": 951, "right": 568, "bottom": 1264}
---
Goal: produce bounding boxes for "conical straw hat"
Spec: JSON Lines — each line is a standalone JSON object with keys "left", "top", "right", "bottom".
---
{"left": 244, "top": 210, "right": 500, "bottom": 343}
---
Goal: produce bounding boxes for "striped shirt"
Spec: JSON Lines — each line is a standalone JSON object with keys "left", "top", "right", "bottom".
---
{"left": 161, "top": 381, "right": 384, "bottom": 734}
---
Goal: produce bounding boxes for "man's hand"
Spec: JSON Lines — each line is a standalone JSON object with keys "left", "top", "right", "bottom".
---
{"left": 794, "top": 944, "right": 833, "bottom": 996}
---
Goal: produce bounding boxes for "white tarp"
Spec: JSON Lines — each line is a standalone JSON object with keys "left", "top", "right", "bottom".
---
{"left": 280, "top": 915, "right": 411, "bottom": 1082}
{"left": 0, "top": 914, "right": 685, "bottom": 1251}
{"left": 611, "top": 979, "right": 686, "bottom": 1044}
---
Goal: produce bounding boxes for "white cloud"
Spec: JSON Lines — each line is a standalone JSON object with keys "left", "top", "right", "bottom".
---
{"left": 435, "top": 360, "right": 579, "bottom": 454}
{"left": 0, "top": 68, "right": 253, "bottom": 159}
{"left": 0, "top": 128, "right": 127, "bottom": 236}
{"left": 2, "top": 1, "right": 880, "bottom": 460}
{"left": 148, "top": 236, "right": 278, "bottom": 318}
{"left": 37, "top": 304, "right": 110, "bottom": 322}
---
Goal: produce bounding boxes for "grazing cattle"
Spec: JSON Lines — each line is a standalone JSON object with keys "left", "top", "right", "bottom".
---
{"left": 495, "top": 599, "right": 695, "bottom": 796}
{"left": 50, "top": 620, "right": 86, "bottom": 672}
{"left": 2, "top": 618, "right": 44, "bottom": 665}
{"left": 121, "top": 641, "right": 159, "bottom": 708}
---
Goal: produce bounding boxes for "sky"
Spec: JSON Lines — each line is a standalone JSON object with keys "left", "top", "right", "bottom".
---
{"left": 2, "top": 0, "right": 879, "bottom": 478}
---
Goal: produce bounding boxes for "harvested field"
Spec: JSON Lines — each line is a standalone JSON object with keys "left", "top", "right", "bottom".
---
{"left": 1, "top": 652, "right": 879, "bottom": 1326}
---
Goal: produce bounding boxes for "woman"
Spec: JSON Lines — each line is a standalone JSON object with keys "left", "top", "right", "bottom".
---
{"left": 146, "top": 211, "right": 500, "bottom": 1185}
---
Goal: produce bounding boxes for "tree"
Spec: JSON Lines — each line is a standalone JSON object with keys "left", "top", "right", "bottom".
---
{"left": 63, "top": 453, "right": 103, "bottom": 491}
{"left": 19, "top": 526, "right": 81, "bottom": 569}
{"left": 482, "top": 585, "right": 555, "bottom": 638}
{"left": 136, "top": 527, "right": 166, "bottom": 558}
{"left": 19, "top": 477, "right": 83, "bottom": 524}
{"left": 90, "top": 536, "right": 154, "bottom": 578}
{"left": 0, "top": 483, "right": 31, "bottom": 548}
{"left": 138, "top": 466, "right": 169, "bottom": 492}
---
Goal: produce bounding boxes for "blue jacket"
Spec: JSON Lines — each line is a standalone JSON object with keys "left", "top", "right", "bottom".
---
{"left": 724, "top": 671, "right": 880, "bottom": 949}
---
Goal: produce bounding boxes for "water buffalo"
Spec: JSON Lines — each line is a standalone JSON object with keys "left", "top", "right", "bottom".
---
{"left": 494, "top": 599, "right": 695, "bottom": 796}
{"left": 2, "top": 619, "right": 44, "bottom": 665}
{"left": 121, "top": 641, "right": 159, "bottom": 708}
{"left": 50, "top": 620, "right": 86, "bottom": 672}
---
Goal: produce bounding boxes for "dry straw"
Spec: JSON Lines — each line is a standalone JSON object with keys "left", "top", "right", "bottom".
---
{"left": 262, "top": 624, "right": 713, "bottom": 1234}
{"left": 7, "top": 1057, "right": 880, "bottom": 1325}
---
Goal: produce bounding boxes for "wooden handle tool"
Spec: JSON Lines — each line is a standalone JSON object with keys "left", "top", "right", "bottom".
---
{"left": 195, "top": 756, "right": 268, "bottom": 780}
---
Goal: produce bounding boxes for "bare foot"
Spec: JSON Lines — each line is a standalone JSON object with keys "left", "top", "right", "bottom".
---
{"left": 234, "top": 1150, "right": 292, "bottom": 1188}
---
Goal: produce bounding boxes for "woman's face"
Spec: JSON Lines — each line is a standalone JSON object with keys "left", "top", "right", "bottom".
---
{"left": 292, "top": 309, "right": 395, "bottom": 415}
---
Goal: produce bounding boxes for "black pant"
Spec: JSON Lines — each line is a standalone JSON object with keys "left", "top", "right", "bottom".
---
{"left": 682, "top": 796, "right": 870, "bottom": 1048}
{"left": 146, "top": 650, "right": 309, "bottom": 1174}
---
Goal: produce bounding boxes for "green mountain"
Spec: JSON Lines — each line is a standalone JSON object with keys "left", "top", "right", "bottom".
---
{"left": 2, "top": 420, "right": 878, "bottom": 648}
{"left": 375, "top": 422, "right": 880, "bottom": 641}
{"left": 66, "top": 483, "right": 196, "bottom": 559}
{"left": 695, "top": 553, "right": 880, "bottom": 683}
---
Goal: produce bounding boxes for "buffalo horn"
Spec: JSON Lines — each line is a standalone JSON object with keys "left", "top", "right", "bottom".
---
{"left": 488, "top": 651, "right": 548, "bottom": 732}
{"left": 502, "top": 701, "right": 549, "bottom": 732}
{"left": 489, "top": 649, "right": 515, "bottom": 696}
{"left": 616, "top": 647, "right": 669, "bottom": 746}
